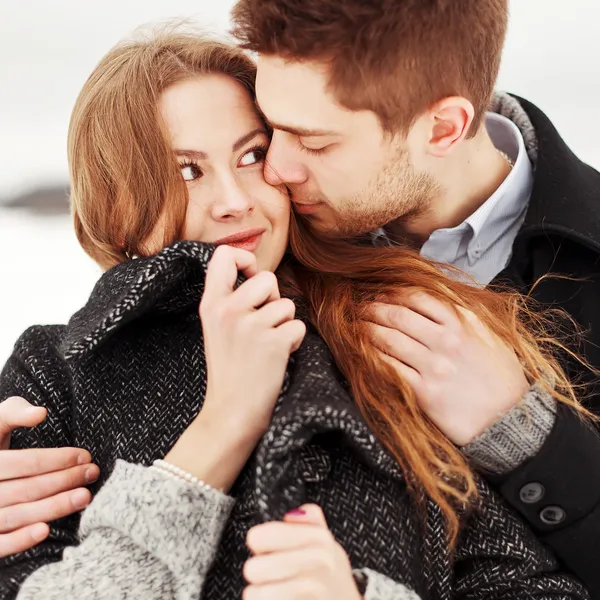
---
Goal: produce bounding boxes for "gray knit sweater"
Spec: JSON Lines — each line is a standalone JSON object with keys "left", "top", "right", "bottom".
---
{"left": 15, "top": 460, "right": 419, "bottom": 600}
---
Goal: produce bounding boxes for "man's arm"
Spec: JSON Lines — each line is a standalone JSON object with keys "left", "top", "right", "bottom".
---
{"left": 464, "top": 397, "right": 600, "bottom": 600}
{"left": 366, "top": 293, "right": 600, "bottom": 598}
{"left": 0, "top": 397, "right": 98, "bottom": 559}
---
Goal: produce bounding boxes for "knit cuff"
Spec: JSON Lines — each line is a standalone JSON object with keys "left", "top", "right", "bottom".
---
{"left": 353, "top": 568, "right": 422, "bottom": 599}
{"left": 79, "top": 459, "right": 234, "bottom": 583}
{"left": 462, "top": 383, "right": 557, "bottom": 475}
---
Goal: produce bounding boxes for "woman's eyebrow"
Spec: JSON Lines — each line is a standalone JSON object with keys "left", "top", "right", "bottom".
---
{"left": 173, "top": 128, "right": 267, "bottom": 160}
{"left": 232, "top": 128, "right": 267, "bottom": 151}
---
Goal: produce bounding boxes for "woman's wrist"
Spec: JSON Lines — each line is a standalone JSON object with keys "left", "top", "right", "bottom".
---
{"left": 164, "top": 408, "right": 261, "bottom": 493}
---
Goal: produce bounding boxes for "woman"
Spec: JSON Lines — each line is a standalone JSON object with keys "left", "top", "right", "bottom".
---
{"left": 0, "top": 28, "right": 591, "bottom": 599}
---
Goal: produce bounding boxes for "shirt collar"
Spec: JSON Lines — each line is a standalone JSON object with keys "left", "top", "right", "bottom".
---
{"left": 464, "top": 112, "right": 530, "bottom": 244}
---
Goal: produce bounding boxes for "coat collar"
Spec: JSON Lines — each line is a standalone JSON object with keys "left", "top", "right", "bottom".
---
{"left": 497, "top": 94, "right": 600, "bottom": 254}
{"left": 61, "top": 241, "right": 224, "bottom": 359}
{"left": 60, "top": 240, "right": 403, "bottom": 514}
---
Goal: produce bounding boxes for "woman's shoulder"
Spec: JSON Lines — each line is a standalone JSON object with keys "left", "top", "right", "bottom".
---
{"left": 8, "top": 323, "right": 68, "bottom": 367}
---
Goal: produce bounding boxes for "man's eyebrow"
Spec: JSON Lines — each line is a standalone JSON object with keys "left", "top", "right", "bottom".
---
{"left": 172, "top": 129, "right": 267, "bottom": 161}
{"left": 255, "top": 99, "right": 337, "bottom": 137}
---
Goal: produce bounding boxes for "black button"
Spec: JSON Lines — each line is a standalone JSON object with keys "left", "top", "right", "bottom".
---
{"left": 519, "top": 482, "right": 545, "bottom": 504}
{"left": 540, "top": 506, "right": 566, "bottom": 526}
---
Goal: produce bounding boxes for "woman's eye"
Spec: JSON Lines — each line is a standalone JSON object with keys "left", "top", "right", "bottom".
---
{"left": 239, "top": 147, "right": 266, "bottom": 167}
{"left": 181, "top": 163, "right": 202, "bottom": 181}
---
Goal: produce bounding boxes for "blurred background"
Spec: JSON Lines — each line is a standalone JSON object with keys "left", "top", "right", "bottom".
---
{"left": 0, "top": 0, "right": 599, "bottom": 364}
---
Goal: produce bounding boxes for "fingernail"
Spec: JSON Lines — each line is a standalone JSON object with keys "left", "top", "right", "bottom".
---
{"left": 286, "top": 508, "right": 306, "bottom": 517}
{"left": 30, "top": 523, "right": 49, "bottom": 542}
{"left": 77, "top": 453, "right": 91, "bottom": 465}
{"left": 71, "top": 489, "right": 91, "bottom": 510}
{"left": 84, "top": 465, "right": 99, "bottom": 484}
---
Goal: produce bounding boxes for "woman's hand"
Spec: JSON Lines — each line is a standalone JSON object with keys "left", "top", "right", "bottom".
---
{"left": 244, "top": 504, "right": 363, "bottom": 600}
{"left": 165, "top": 246, "right": 306, "bottom": 492}
{"left": 0, "top": 396, "right": 99, "bottom": 558}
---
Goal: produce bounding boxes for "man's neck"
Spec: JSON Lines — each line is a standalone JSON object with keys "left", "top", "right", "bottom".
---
{"left": 388, "top": 127, "right": 512, "bottom": 246}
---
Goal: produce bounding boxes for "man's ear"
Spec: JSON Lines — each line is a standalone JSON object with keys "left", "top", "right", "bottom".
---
{"left": 426, "top": 97, "right": 475, "bottom": 158}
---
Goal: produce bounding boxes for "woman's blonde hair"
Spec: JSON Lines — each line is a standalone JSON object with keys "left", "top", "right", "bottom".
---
{"left": 69, "top": 28, "right": 594, "bottom": 547}
{"left": 68, "top": 27, "right": 257, "bottom": 268}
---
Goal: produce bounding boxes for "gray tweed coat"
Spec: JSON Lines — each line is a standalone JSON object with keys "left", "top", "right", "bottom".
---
{"left": 0, "top": 241, "right": 589, "bottom": 599}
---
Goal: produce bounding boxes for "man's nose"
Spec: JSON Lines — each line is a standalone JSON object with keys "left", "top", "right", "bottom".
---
{"left": 264, "top": 133, "right": 309, "bottom": 186}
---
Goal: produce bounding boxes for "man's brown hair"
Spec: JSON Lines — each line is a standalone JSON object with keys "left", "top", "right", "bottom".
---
{"left": 231, "top": 0, "right": 509, "bottom": 136}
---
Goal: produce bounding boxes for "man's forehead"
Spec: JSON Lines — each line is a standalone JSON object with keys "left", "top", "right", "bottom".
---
{"left": 255, "top": 56, "right": 351, "bottom": 134}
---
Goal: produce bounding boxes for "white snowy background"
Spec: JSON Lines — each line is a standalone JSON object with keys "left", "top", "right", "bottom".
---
{"left": 0, "top": 0, "right": 599, "bottom": 363}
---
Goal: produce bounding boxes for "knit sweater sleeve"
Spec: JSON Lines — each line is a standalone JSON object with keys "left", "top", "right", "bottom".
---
{"left": 14, "top": 460, "right": 233, "bottom": 600}
{"left": 353, "top": 568, "right": 422, "bottom": 600}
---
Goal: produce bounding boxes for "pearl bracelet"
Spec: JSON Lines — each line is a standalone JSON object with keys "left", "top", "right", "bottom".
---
{"left": 151, "top": 459, "right": 219, "bottom": 493}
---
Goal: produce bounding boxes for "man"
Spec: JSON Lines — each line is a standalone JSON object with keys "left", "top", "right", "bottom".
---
{"left": 228, "top": 0, "right": 600, "bottom": 596}
{"left": 2, "top": 0, "right": 600, "bottom": 595}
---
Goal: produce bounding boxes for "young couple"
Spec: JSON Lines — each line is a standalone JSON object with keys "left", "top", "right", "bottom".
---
{"left": 1, "top": 1, "right": 600, "bottom": 598}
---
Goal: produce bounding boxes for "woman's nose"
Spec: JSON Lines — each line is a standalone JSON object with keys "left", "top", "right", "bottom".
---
{"left": 211, "top": 178, "right": 255, "bottom": 221}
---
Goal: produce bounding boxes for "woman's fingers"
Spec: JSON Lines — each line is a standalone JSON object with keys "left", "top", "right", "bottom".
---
{"left": 247, "top": 521, "right": 332, "bottom": 555}
{"left": 0, "top": 463, "right": 99, "bottom": 509}
{"left": 203, "top": 245, "right": 259, "bottom": 301}
{"left": 275, "top": 319, "right": 307, "bottom": 353}
{"left": 0, "top": 447, "right": 93, "bottom": 481}
{"left": 255, "top": 298, "right": 296, "bottom": 328}
{"left": 0, "top": 523, "right": 50, "bottom": 558}
{"left": 245, "top": 547, "right": 334, "bottom": 585}
{"left": 0, "top": 488, "right": 92, "bottom": 534}
{"left": 231, "top": 271, "right": 280, "bottom": 310}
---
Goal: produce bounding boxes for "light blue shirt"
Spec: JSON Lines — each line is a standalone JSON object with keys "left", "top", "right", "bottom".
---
{"left": 419, "top": 112, "right": 534, "bottom": 285}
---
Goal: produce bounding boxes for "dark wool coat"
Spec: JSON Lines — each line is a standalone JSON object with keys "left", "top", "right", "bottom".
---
{"left": 488, "top": 96, "right": 600, "bottom": 599}
{"left": 0, "top": 241, "right": 588, "bottom": 599}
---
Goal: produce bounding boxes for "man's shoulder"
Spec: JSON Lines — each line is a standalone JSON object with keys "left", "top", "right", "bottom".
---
{"left": 508, "top": 94, "right": 600, "bottom": 256}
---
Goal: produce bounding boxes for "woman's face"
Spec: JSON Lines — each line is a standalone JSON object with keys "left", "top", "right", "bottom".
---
{"left": 158, "top": 74, "right": 290, "bottom": 272}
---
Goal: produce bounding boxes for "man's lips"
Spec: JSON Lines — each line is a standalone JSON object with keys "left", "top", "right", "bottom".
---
{"left": 213, "top": 228, "right": 266, "bottom": 252}
{"left": 293, "top": 202, "right": 324, "bottom": 215}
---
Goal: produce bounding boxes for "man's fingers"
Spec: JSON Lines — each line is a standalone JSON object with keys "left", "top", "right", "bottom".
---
{"left": 0, "top": 488, "right": 92, "bottom": 534}
{"left": 0, "top": 463, "right": 99, "bottom": 509}
{"left": 396, "top": 291, "right": 458, "bottom": 326}
{"left": 376, "top": 349, "right": 422, "bottom": 391}
{"left": 366, "top": 303, "right": 441, "bottom": 349}
{"left": 368, "top": 322, "right": 430, "bottom": 373}
{"left": 0, "top": 523, "right": 50, "bottom": 558}
{"left": 204, "top": 246, "right": 258, "bottom": 299}
{"left": 0, "top": 397, "right": 47, "bottom": 449}
{"left": 0, "top": 447, "right": 92, "bottom": 481}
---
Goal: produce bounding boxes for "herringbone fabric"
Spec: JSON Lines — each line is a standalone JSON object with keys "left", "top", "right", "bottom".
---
{"left": 0, "top": 241, "right": 588, "bottom": 599}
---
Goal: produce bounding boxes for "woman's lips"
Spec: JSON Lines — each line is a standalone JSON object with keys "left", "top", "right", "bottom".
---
{"left": 214, "top": 228, "right": 266, "bottom": 252}
{"left": 224, "top": 233, "right": 263, "bottom": 252}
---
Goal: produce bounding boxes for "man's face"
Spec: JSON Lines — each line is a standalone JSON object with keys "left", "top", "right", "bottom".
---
{"left": 256, "top": 56, "right": 439, "bottom": 236}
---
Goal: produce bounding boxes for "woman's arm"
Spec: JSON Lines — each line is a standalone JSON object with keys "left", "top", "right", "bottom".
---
{"left": 14, "top": 460, "right": 233, "bottom": 600}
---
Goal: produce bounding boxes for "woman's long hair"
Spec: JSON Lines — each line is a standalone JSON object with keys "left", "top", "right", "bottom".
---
{"left": 282, "top": 216, "right": 593, "bottom": 545}
{"left": 69, "top": 28, "right": 593, "bottom": 546}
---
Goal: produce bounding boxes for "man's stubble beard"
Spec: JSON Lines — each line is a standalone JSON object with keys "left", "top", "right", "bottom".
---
{"left": 333, "top": 148, "right": 442, "bottom": 238}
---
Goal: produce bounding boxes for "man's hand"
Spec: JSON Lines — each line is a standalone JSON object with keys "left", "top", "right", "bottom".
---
{"left": 0, "top": 396, "right": 99, "bottom": 558}
{"left": 366, "top": 292, "right": 530, "bottom": 446}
